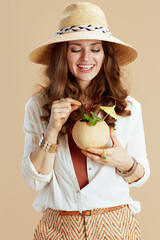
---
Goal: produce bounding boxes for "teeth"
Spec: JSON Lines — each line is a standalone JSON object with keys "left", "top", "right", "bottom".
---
{"left": 78, "top": 64, "right": 94, "bottom": 70}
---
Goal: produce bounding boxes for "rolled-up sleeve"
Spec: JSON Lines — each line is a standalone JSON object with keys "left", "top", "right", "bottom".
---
{"left": 21, "top": 96, "right": 53, "bottom": 191}
{"left": 125, "top": 103, "right": 150, "bottom": 187}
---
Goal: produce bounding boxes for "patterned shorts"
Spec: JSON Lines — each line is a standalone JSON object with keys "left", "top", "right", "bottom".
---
{"left": 33, "top": 205, "right": 141, "bottom": 240}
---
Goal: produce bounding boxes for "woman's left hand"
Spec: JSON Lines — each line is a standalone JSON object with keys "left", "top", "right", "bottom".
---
{"left": 81, "top": 129, "right": 134, "bottom": 172}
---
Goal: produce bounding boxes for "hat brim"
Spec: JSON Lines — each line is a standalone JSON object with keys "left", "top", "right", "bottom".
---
{"left": 28, "top": 31, "right": 138, "bottom": 66}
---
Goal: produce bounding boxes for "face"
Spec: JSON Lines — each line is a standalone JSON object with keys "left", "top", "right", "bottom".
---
{"left": 67, "top": 40, "right": 104, "bottom": 90}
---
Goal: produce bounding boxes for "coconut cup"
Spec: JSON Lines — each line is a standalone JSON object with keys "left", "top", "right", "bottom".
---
{"left": 72, "top": 119, "right": 110, "bottom": 150}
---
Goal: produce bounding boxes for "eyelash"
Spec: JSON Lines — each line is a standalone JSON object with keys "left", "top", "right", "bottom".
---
{"left": 71, "top": 49, "right": 100, "bottom": 52}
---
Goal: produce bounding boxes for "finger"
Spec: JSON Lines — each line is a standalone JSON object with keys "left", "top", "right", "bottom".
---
{"left": 62, "top": 101, "right": 80, "bottom": 113}
{"left": 110, "top": 128, "right": 122, "bottom": 147}
{"left": 52, "top": 101, "right": 73, "bottom": 113}
{"left": 52, "top": 98, "right": 81, "bottom": 107}
{"left": 85, "top": 147, "right": 104, "bottom": 155}
{"left": 81, "top": 150, "right": 109, "bottom": 165}
{"left": 86, "top": 147, "right": 114, "bottom": 156}
{"left": 82, "top": 150, "right": 103, "bottom": 162}
{"left": 52, "top": 101, "right": 71, "bottom": 108}
{"left": 70, "top": 105, "right": 80, "bottom": 113}
{"left": 53, "top": 107, "right": 70, "bottom": 113}
{"left": 53, "top": 112, "right": 69, "bottom": 119}
{"left": 52, "top": 99, "right": 81, "bottom": 112}
{"left": 52, "top": 99, "right": 61, "bottom": 104}
{"left": 64, "top": 98, "right": 81, "bottom": 106}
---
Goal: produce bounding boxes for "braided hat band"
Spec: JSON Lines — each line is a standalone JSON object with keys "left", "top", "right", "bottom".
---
{"left": 55, "top": 25, "right": 111, "bottom": 36}
{"left": 28, "top": 2, "right": 138, "bottom": 66}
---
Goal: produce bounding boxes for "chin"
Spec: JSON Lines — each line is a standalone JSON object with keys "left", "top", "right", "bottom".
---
{"left": 77, "top": 75, "right": 96, "bottom": 82}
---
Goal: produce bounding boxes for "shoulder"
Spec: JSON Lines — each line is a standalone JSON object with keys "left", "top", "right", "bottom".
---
{"left": 116, "top": 95, "right": 142, "bottom": 126}
{"left": 23, "top": 93, "right": 48, "bottom": 135}
{"left": 125, "top": 95, "right": 142, "bottom": 114}
{"left": 25, "top": 93, "right": 47, "bottom": 114}
{"left": 115, "top": 96, "right": 143, "bottom": 144}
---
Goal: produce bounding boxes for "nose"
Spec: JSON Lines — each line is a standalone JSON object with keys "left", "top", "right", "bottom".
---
{"left": 81, "top": 49, "right": 90, "bottom": 61}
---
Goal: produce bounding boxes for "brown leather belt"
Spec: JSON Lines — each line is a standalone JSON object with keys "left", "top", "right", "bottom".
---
{"left": 59, "top": 204, "right": 127, "bottom": 216}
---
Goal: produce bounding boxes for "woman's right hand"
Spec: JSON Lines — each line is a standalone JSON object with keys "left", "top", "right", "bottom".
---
{"left": 46, "top": 98, "right": 81, "bottom": 135}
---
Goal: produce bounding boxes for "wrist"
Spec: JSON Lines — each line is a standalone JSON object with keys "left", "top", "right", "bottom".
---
{"left": 115, "top": 158, "right": 138, "bottom": 178}
{"left": 39, "top": 133, "right": 59, "bottom": 153}
{"left": 123, "top": 157, "right": 134, "bottom": 173}
{"left": 44, "top": 128, "right": 59, "bottom": 144}
{"left": 116, "top": 157, "right": 134, "bottom": 173}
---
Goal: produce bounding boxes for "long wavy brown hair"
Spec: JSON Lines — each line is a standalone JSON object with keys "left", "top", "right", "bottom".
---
{"left": 33, "top": 41, "right": 131, "bottom": 135}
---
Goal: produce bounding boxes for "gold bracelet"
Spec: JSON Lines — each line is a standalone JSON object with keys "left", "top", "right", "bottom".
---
{"left": 115, "top": 158, "right": 138, "bottom": 177}
{"left": 39, "top": 133, "right": 58, "bottom": 153}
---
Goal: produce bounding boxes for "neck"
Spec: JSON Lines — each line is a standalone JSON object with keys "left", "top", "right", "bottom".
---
{"left": 79, "top": 82, "right": 89, "bottom": 93}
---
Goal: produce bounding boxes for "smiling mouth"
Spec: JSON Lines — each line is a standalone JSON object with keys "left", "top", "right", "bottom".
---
{"left": 77, "top": 64, "right": 95, "bottom": 70}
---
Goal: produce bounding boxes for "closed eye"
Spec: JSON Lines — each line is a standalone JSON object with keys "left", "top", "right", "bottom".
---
{"left": 91, "top": 50, "right": 100, "bottom": 52}
{"left": 71, "top": 49, "right": 100, "bottom": 53}
{"left": 71, "top": 49, "right": 81, "bottom": 52}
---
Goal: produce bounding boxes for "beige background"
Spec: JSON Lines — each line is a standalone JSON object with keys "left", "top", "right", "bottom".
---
{"left": 1, "top": 0, "right": 159, "bottom": 239}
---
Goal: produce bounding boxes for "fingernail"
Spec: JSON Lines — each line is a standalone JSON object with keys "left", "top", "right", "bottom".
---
{"left": 86, "top": 148, "right": 91, "bottom": 152}
{"left": 77, "top": 101, "right": 82, "bottom": 105}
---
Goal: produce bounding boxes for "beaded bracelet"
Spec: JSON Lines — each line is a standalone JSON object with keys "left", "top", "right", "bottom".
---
{"left": 115, "top": 158, "right": 138, "bottom": 177}
{"left": 39, "top": 133, "right": 59, "bottom": 153}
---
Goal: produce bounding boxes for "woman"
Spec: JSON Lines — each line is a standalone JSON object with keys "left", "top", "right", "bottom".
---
{"left": 22, "top": 2, "right": 150, "bottom": 239}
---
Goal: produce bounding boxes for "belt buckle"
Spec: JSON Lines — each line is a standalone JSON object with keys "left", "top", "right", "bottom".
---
{"left": 81, "top": 210, "right": 92, "bottom": 216}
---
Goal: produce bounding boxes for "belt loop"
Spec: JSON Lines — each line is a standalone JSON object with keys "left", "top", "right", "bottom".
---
{"left": 81, "top": 210, "right": 92, "bottom": 216}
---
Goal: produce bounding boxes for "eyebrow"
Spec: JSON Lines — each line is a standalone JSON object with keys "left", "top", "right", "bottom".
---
{"left": 68, "top": 42, "right": 101, "bottom": 46}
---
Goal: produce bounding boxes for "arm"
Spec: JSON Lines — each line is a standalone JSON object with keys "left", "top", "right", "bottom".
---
{"left": 22, "top": 96, "right": 80, "bottom": 191}
{"left": 29, "top": 97, "right": 80, "bottom": 175}
{"left": 21, "top": 96, "right": 55, "bottom": 191}
{"left": 30, "top": 129, "right": 58, "bottom": 175}
{"left": 124, "top": 102, "right": 150, "bottom": 187}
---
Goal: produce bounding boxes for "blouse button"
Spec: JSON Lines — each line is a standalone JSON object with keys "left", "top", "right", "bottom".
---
{"left": 89, "top": 168, "right": 92, "bottom": 170}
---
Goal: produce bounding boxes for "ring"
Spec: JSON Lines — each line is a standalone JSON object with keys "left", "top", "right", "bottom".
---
{"left": 101, "top": 148, "right": 108, "bottom": 159}
{"left": 60, "top": 98, "right": 63, "bottom": 102}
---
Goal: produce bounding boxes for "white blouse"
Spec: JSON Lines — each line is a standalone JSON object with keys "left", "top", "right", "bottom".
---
{"left": 21, "top": 93, "right": 150, "bottom": 214}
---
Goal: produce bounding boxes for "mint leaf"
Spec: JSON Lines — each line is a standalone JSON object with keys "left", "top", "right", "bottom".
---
{"left": 84, "top": 114, "right": 93, "bottom": 122}
{"left": 90, "top": 120, "right": 97, "bottom": 126}
{"left": 84, "top": 112, "right": 103, "bottom": 126}
{"left": 84, "top": 114, "right": 96, "bottom": 125}
{"left": 96, "top": 117, "right": 103, "bottom": 121}
{"left": 90, "top": 111, "right": 97, "bottom": 120}
{"left": 90, "top": 111, "right": 102, "bottom": 122}
{"left": 84, "top": 113, "right": 100, "bottom": 126}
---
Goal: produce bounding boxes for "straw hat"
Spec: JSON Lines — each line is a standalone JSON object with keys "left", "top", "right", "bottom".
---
{"left": 28, "top": 2, "right": 138, "bottom": 66}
